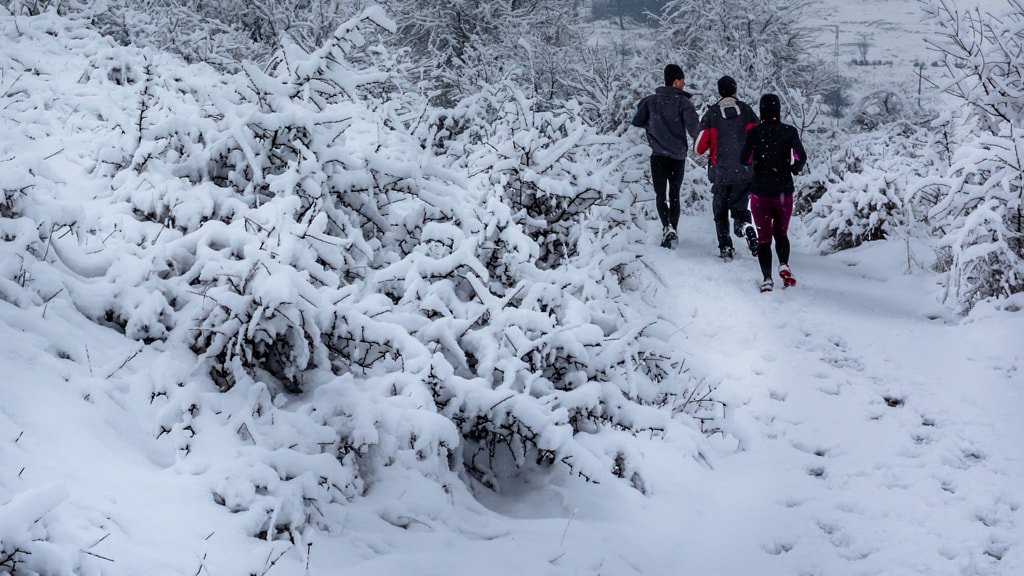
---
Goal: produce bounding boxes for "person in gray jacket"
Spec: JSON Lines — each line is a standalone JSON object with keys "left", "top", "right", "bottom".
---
{"left": 631, "top": 64, "right": 700, "bottom": 249}
{"left": 696, "top": 75, "right": 759, "bottom": 260}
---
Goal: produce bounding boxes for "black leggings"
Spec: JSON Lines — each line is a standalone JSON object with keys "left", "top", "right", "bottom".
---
{"left": 758, "top": 237, "right": 790, "bottom": 280}
{"left": 651, "top": 155, "right": 685, "bottom": 229}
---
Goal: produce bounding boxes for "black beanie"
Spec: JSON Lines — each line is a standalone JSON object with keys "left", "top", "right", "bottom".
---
{"left": 717, "top": 75, "right": 737, "bottom": 97}
{"left": 664, "top": 64, "right": 685, "bottom": 86}
{"left": 760, "top": 93, "right": 781, "bottom": 120}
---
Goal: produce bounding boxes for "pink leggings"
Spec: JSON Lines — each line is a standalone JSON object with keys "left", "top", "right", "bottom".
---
{"left": 750, "top": 193, "right": 793, "bottom": 245}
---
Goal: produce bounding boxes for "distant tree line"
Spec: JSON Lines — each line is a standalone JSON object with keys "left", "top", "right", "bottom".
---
{"left": 590, "top": 0, "right": 669, "bottom": 28}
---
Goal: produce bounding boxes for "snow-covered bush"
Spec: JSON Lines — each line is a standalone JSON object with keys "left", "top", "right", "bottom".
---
{"left": 90, "top": 0, "right": 365, "bottom": 71}
{"left": 2, "top": 0, "right": 87, "bottom": 16}
{"left": 590, "top": 0, "right": 669, "bottom": 26}
{"left": 378, "top": 0, "right": 583, "bottom": 108}
{"left": 803, "top": 122, "right": 937, "bottom": 252}
{"left": 425, "top": 83, "right": 631, "bottom": 268}
{"left": 908, "top": 123, "right": 1024, "bottom": 311}
{"left": 806, "top": 173, "right": 905, "bottom": 253}
{"left": 569, "top": 44, "right": 649, "bottom": 132}
{"left": 913, "top": 0, "right": 1024, "bottom": 312}
{"left": 0, "top": 6, "right": 717, "bottom": 543}
{"left": 0, "top": 485, "right": 69, "bottom": 576}
{"left": 850, "top": 90, "right": 909, "bottom": 132}
{"left": 90, "top": 0, "right": 264, "bottom": 70}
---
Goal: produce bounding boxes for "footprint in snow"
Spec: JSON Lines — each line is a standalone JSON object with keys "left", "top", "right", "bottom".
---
{"left": 791, "top": 440, "right": 830, "bottom": 458}
{"left": 883, "top": 395, "right": 905, "bottom": 408}
{"left": 762, "top": 541, "right": 794, "bottom": 556}
{"left": 940, "top": 479, "right": 957, "bottom": 494}
{"left": 796, "top": 330, "right": 866, "bottom": 372}
{"left": 941, "top": 446, "right": 987, "bottom": 470}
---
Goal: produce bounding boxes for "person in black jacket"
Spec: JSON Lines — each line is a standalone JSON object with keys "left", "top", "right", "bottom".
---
{"left": 740, "top": 94, "right": 807, "bottom": 292}
{"left": 631, "top": 64, "right": 700, "bottom": 249}
{"left": 696, "top": 75, "right": 759, "bottom": 260}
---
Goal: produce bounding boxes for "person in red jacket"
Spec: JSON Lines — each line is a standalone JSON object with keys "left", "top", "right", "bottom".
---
{"left": 631, "top": 64, "right": 700, "bottom": 249}
{"left": 740, "top": 94, "right": 807, "bottom": 293}
{"left": 696, "top": 75, "right": 759, "bottom": 260}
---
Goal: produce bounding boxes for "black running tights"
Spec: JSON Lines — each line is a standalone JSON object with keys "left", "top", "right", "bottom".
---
{"left": 758, "top": 237, "right": 790, "bottom": 280}
{"left": 651, "top": 155, "right": 684, "bottom": 230}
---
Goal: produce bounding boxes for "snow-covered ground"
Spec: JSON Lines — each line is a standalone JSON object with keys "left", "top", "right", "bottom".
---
{"left": 638, "top": 216, "right": 1023, "bottom": 575}
{"left": 3, "top": 210, "right": 1021, "bottom": 575}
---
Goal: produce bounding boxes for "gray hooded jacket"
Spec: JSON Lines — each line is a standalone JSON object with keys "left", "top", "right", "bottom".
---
{"left": 631, "top": 86, "right": 700, "bottom": 160}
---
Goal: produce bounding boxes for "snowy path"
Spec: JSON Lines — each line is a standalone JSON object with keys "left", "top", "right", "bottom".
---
{"left": 640, "top": 214, "right": 1024, "bottom": 575}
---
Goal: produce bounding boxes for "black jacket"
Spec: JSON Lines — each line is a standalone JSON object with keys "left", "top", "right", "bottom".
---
{"left": 740, "top": 120, "right": 807, "bottom": 196}
{"left": 631, "top": 86, "right": 700, "bottom": 160}
{"left": 697, "top": 97, "right": 759, "bottom": 185}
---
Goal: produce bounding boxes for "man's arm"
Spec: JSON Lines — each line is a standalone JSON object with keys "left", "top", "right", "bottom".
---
{"left": 745, "top": 104, "right": 759, "bottom": 131}
{"left": 696, "top": 129, "right": 714, "bottom": 157}
{"left": 630, "top": 99, "right": 648, "bottom": 128}
{"left": 740, "top": 127, "right": 756, "bottom": 166}
{"left": 695, "top": 110, "right": 714, "bottom": 157}
{"left": 683, "top": 99, "right": 700, "bottom": 141}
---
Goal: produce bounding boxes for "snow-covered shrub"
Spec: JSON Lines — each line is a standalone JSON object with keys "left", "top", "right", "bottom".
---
{"left": 803, "top": 122, "right": 936, "bottom": 252}
{"left": 426, "top": 83, "right": 627, "bottom": 268}
{"left": 569, "top": 43, "right": 649, "bottom": 133}
{"left": 0, "top": 4, "right": 717, "bottom": 542}
{"left": 590, "top": 0, "right": 668, "bottom": 25}
{"left": 90, "top": 0, "right": 365, "bottom": 71}
{"left": 0, "top": 9, "right": 123, "bottom": 310}
{"left": 90, "top": 0, "right": 264, "bottom": 71}
{"left": 379, "top": 0, "right": 581, "bottom": 107}
{"left": 0, "top": 4, "right": 721, "bottom": 549}
{"left": 914, "top": 0, "right": 1024, "bottom": 312}
{"left": 2, "top": 0, "right": 88, "bottom": 16}
{"left": 806, "top": 172, "right": 904, "bottom": 253}
{"left": 102, "top": 7, "right": 402, "bottom": 392}
{"left": 0, "top": 485, "right": 69, "bottom": 576}
{"left": 850, "top": 90, "right": 908, "bottom": 132}
{"left": 908, "top": 125, "right": 1024, "bottom": 311}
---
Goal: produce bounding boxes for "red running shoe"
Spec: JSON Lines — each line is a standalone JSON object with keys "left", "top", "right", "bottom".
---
{"left": 779, "top": 264, "right": 796, "bottom": 288}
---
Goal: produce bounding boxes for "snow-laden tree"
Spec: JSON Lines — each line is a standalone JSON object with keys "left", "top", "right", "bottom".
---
{"left": 0, "top": 7, "right": 719, "bottom": 545}
{"left": 590, "top": 0, "right": 668, "bottom": 29}
{"left": 568, "top": 43, "right": 651, "bottom": 133}
{"left": 649, "top": 0, "right": 830, "bottom": 126}
{"left": 2, "top": 0, "right": 88, "bottom": 16}
{"left": 85, "top": 0, "right": 367, "bottom": 71}
{"left": 911, "top": 0, "right": 1024, "bottom": 312}
{"left": 376, "top": 0, "right": 583, "bottom": 107}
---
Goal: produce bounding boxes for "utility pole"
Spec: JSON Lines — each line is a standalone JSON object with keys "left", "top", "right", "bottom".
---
{"left": 917, "top": 62, "right": 926, "bottom": 108}
{"left": 830, "top": 25, "right": 839, "bottom": 128}
{"left": 834, "top": 25, "right": 840, "bottom": 76}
